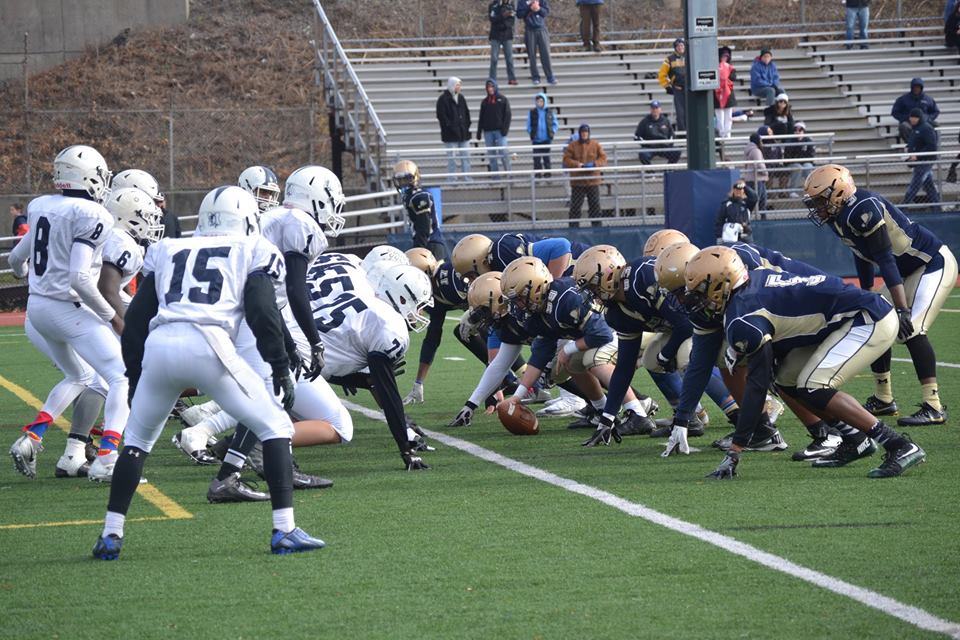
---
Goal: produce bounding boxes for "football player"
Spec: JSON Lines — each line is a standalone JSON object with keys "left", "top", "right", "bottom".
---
{"left": 572, "top": 244, "right": 741, "bottom": 447}
{"left": 238, "top": 165, "right": 282, "bottom": 213}
{"left": 684, "top": 246, "right": 925, "bottom": 480}
{"left": 8, "top": 145, "right": 131, "bottom": 482}
{"left": 93, "top": 185, "right": 324, "bottom": 558}
{"left": 111, "top": 168, "right": 178, "bottom": 238}
{"left": 393, "top": 160, "right": 447, "bottom": 260}
{"left": 803, "top": 164, "right": 956, "bottom": 426}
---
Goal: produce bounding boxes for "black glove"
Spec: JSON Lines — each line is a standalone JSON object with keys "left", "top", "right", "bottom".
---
{"left": 272, "top": 368, "right": 296, "bottom": 411}
{"left": 448, "top": 402, "right": 476, "bottom": 427}
{"left": 665, "top": 86, "right": 674, "bottom": 95}
{"left": 896, "top": 307, "right": 914, "bottom": 341}
{"left": 706, "top": 451, "right": 740, "bottom": 480}
{"left": 287, "top": 349, "right": 304, "bottom": 380}
{"left": 401, "top": 450, "right": 430, "bottom": 471}
{"left": 582, "top": 413, "right": 622, "bottom": 447}
{"left": 305, "top": 342, "right": 325, "bottom": 381}
{"left": 656, "top": 351, "right": 678, "bottom": 373}
{"left": 393, "top": 357, "right": 407, "bottom": 378}
{"left": 406, "top": 418, "right": 436, "bottom": 452}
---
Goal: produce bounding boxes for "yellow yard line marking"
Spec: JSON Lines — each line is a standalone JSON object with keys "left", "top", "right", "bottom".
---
{"left": 0, "top": 374, "right": 192, "bottom": 522}
{"left": 0, "top": 515, "right": 173, "bottom": 531}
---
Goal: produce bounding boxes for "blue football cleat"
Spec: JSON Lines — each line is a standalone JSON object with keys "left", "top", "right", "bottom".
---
{"left": 270, "top": 527, "right": 325, "bottom": 555}
{"left": 92, "top": 534, "right": 123, "bottom": 560}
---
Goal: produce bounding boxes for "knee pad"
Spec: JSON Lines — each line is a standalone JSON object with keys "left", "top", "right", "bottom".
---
{"left": 796, "top": 387, "right": 838, "bottom": 411}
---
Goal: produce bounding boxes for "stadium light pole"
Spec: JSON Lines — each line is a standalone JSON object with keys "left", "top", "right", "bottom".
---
{"left": 683, "top": 0, "right": 718, "bottom": 170}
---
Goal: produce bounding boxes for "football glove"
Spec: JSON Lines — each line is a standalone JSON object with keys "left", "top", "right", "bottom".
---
{"left": 661, "top": 418, "right": 691, "bottom": 457}
{"left": 272, "top": 368, "right": 296, "bottom": 411}
{"left": 724, "top": 345, "right": 744, "bottom": 375}
{"left": 582, "top": 414, "right": 622, "bottom": 447}
{"left": 393, "top": 357, "right": 407, "bottom": 377}
{"left": 448, "top": 403, "right": 475, "bottom": 427}
{"left": 403, "top": 381, "right": 425, "bottom": 405}
{"left": 896, "top": 307, "right": 914, "bottom": 341}
{"left": 706, "top": 451, "right": 740, "bottom": 480}
{"left": 406, "top": 420, "right": 436, "bottom": 452}
{"left": 287, "top": 349, "right": 304, "bottom": 380}
{"left": 656, "top": 351, "right": 678, "bottom": 373}
{"left": 401, "top": 451, "right": 430, "bottom": 471}
{"left": 305, "top": 342, "right": 325, "bottom": 381}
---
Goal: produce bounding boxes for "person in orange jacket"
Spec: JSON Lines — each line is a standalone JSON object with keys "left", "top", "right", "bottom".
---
{"left": 562, "top": 123, "right": 607, "bottom": 227}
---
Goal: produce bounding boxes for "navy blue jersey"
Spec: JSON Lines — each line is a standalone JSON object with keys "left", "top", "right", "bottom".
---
{"left": 603, "top": 257, "right": 691, "bottom": 339}
{"left": 521, "top": 278, "right": 614, "bottom": 369}
{"left": 489, "top": 233, "right": 544, "bottom": 271}
{"left": 403, "top": 187, "right": 443, "bottom": 246}
{"left": 724, "top": 268, "right": 892, "bottom": 359}
{"left": 487, "top": 313, "right": 534, "bottom": 349}
{"left": 432, "top": 261, "right": 468, "bottom": 309}
{"left": 728, "top": 242, "right": 824, "bottom": 277}
{"left": 829, "top": 189, "right": 942, "bottom": 284}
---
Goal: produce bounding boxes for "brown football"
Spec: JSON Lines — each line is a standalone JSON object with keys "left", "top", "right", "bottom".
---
{"left": 497, "top": 400, "right": 540, "bottom": 436}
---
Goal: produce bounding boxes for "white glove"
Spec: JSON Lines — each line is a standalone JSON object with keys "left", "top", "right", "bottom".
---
{"left": 724, "top": 346, "right": 743, "bottom": 375}
{"left": 661, "top": 425, "right": 691, "bottom": 457}
{"left": 403, "top": 381, "right": 424, "bottom": 405}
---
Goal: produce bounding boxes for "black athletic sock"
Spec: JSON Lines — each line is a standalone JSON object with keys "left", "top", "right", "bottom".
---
{"left": 837, "top": 422, "right": 868, "bottom": 444}
{"left": 805, "top": 420, "right": 829, "bottom": 439}
{"left": 261, "top": 438, "right": 294, "bottom": 511}
{"left": 905, "top": 335, "right": 937, "bottom": 381}
{"left": 216, "top": 424, "right": 260, "bottom": 481}
{"left": 106, "top": 446, "right": 149, "bottom": 515}
{"left": 867, "top": 420, "right": 907, "bottom": 452}
{"left": 870, "top": 348, "right": 892, "bottom": 375}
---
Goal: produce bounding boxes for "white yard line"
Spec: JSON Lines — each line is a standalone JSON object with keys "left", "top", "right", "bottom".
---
{"left": 342, "top": 399, "right": 960, "bottom": 639}
{"left": 892, "top": 357, "right": 960, "bottom": 370}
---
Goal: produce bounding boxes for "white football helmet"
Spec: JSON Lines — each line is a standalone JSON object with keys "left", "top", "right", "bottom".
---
{"left": 238, "top": 165, "right": 281, "bottom": 213}
{"left": 53, "top": 145, "right": 112, "bottom": 202}
{"left": 378, "top": 264, "right": 434, "bottom": 333}
{"left": 195, "top": 186, "right": 259, "bottom": 237}
{"left": 112, "top": 169, "right": 164, "bottom": 205}
{"left": 104, "top": 188, "right": 164, "bottom": 244}
{"left": 364, "top": 259, "right": 399, "bottom": 291}
{"left": 361, "top": 245, "right": 409, "bottom": 275}
{"left": 283, "top": 165, "right": 346, "bottom": 236}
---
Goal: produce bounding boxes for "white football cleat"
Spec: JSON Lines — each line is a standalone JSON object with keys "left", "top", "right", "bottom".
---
{"left": 10, "top": 433, "right": 43, "bottom": 479}
{"left": 536, "top": 394, "right": 586, "bottom": 417}
{"left": 635, "top": 396, "right": 660, "bottom": 418}
{"left": 521, "top": 388, "right": 553, "bottom": 405}
{"left": 55, "top": 453, "right": 90, "bottom": 478}
{"left": 178, "top": 400, "right": 221, "bottom": 428}
{"left": 88, "top": 451, "right": 118, "bottom": 483}
{"left": 171, "top": 426, "right": 219, "bottom": 465}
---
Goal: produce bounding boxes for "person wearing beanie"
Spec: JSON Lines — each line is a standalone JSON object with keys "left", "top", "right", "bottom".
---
{"left": 714, "top": 46, "right": 738, "bottom": 139}
{"left": 658, "top": 37, "right": 687, "bottom": 130}
{"left": 903, "top": 108, "right": 941, "bottom": 211}
{"left": 784, "top": 121, "right": 816, "bottom": 196}
{"left": 562, "top": 123, "right": 607, "bottom": 227}
{"left": 477, "top": 79, "right": 513, "bottom": 174}
{"left": 436, "top": 76, "right": 473, "bottom": 178}
{"left": 526, "top": 92, "right": 558, "bottom": 177}
{"left": 750, "top": 47, "right": 782, "bottom": 106}
{"left": 891, "top": 78, "right": 940, "bottom": 143}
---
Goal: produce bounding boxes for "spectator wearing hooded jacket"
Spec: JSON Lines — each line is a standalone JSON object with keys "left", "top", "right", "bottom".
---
{"left": 743, "top": 127, "right": 769, "bottom": 211}
{"left": 714, "top": 181, "right": 757, "bottom": 243}
{"left": 517, "top": 0, "right": 557, "bottom": 86}
{"left": 750, "top": 48, "right": 782, "bottom": 106}
{"left": 562, "top": 123, "right": 607, "bottom": 227}
{"left": 714, "top": 46, "right": 738, "bottom": 139}
{"left": 634, "top": 100, "right": 680, "bottom": 165}
{"left": 488, "top": 0, "right": 518, "bottom": 85}
{"left": 658, "top": 38, "right": 687, "bottom": 131}
{"left": 436, "top": 76, "right": 473, "bottom": 178}
{"left": 903, "top": 108, "right": 941, "bottom": 211}
{"left": 892, "top": 78, "right": 940, "bottom": 143}
{"left": 477, "top": 79, "right": 513, "bottom": 173}
{"left": 527, "top": 92, "right": 558, "bottom": 176}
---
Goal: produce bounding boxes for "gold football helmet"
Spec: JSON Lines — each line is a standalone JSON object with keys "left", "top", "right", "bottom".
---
{"left": 467, "top": 271, "right": 507, "bottom": 328}
{"left": 405, "top": 247, "right": 439, "bottom": 277}
{"left": 643, "top": 229, "right": 690, "bottom": 257}
{"left": 392, "top": 160, "right": 421, "bottom": 191}
{"left": 803, "top": 164, "right": 855, "bottom": 226}
{"left": 572, "top": 245, "right": 626, "bottom": 302}
{"left": 500, "top": 257, "right": 553, "bottom": 319}
{"left": 451, "top": 234, "right": 493, "bottom": 279}
{"left": 655, "top": 241, "right": 699, "bottom": 294}
{"left": 684, "top": 245, "right": 749, "bottom": 316}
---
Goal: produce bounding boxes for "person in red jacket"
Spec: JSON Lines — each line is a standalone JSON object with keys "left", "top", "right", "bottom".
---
{"left": 714, "top": 46, "right": 738, "bottom": 139}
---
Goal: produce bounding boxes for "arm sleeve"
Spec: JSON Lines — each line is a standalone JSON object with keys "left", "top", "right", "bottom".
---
{"left": 854, "top": 255, "right": 876, "bottom": 290}
{"left": 864, "top": 225, "right": 903, "bottom": 287}
{"left": 562, "top": 143, "right": 577, "bottom": 168}
{"left": 891, "top": 97, "right": 904, "bottom": 121}
{"left": 526, "top": 110, "right": 533, "bottom": 136}
{"left": 580, "top": 312, "right": 614, "bottom": 349}
{"left": 676, "top": 329, "right": 723, "bottom": 420}
{"left": 367, "top": 351, "right": 410, "bottom": 453}
{"left": 745, "top": 186, "right": 758, "bottom": 209}
{"left": 658, "top": 60, "right": 670, "bottom": 89}
{"left": 503, "top": 99, "right": 512, "bottom": 134}
{"left": 418, "top": 303, "right": 448, "bottom": 365}
{"left": 69, "top": 242, "right": 117, "bottom": 322}
{"left": 120, "top": 273, "right": 159, "bottom": 385}
{"left": 468, "top": 342, "right": 522, "bottom": 406}
{"left": 595, "top": 143, "right": 608, "bottom": 167}
{"left": 243, "top": 271, "right": 290, "bottom": 372}
{"left": 8, "top": 234, "right": 30, "bottom": 277}
{"left": 528, "top": 335, "right": 558, "bottom": 370}
{"left": 283, "top": 252, "right": 322, "bottom": 347}
{"left": 929, "top": 98, "right": 940, "bottom": 121}
{"left": 731, "top": 340, "right": 774, "bottom": 449}
{"left": 602, "top": 336, "right": 642, "bottom": 416}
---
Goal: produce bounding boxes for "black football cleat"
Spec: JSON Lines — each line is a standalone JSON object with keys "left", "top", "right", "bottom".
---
{"left": 867, "top": 435, "right": 926, "bottom": 478}
{"left": 863, "top": 395, "right": 899, "bottom": 416}
{"left": 896, "top": 403, "right": 947, "bottom": 427}
{"left": 616, "top": 409, "right": 656, "bottom": 436}
{"left": 811, "top": 436, "right": 877, "bottom": 468}
{"left": 791, "top": 434, "right": 842, "bottom": 461}
{"left": 292, "top": 459, "right": 333, "bottom": 490}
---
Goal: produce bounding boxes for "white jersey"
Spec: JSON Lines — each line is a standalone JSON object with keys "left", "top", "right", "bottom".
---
{"left": 143, "top": 234, "right": 284, "bottom": 338}
{"left": 308, "top": 252, "right": 376, "bottom": 302}
{"left": 260, "top": 206, "right": 327, "bottom": 309}
{"left": 102, "top": 228, "right": 145, "bottom": 306}
{"left": 300, "top": 261, "right": 409, "bottom": 378}
{"left": 20, "top": 194, "right": 113, "bottom": 301}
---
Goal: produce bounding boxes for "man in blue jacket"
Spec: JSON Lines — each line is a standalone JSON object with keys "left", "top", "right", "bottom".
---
{"left": 903, "top": 109, "right": 941, "bottom": 211}
{"left": 749, "top": 48, "right": 781, "bottom": 106}
{"left": 891, "top": 78, "right": 940, "bottom": 143}
{"left": 517, "top": 0, "right": 557, "bottom": 86}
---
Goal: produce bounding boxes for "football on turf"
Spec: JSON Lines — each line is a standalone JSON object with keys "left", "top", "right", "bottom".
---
{"left": 497, "top": 400, "right": 540, "bottom": 435}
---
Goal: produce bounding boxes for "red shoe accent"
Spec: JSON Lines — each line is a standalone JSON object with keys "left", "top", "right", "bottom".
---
{"left": 22, "top": 411, "right": 53, "bottom": 432}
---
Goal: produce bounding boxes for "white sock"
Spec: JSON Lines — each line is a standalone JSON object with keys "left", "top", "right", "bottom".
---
{"left": 103, "top": 511, "right": 125, "bottom": 539}
{"left": 63, "top": 437, "right": 86, "bottom": 457}
{"left": 558, "top": 387, "right": 578, "bottom": 401}
{"left": 590, "top": 395, "right": 606, "bottom": 410}
{"left": 272, "top": 507, "right": 295, "bottom": 533}
{"left": 224, "top": 451, "right": 247, "bottom": 470}
{"left": 623, "top": 399, "right": 645, "bottom": 416}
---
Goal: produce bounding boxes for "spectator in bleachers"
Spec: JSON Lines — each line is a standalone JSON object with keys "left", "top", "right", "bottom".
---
{"left": 763, "top": 92, "right": 794, "bottom": 194}
{"left": 562, "top": 123, "right": 607, "bottom": 227}
{"left": 634, "top": 100, "right": 681, "bottom": 165}
{"left": 947, "top": 128, "right": 959, "bottom": 183}
{"left": 576, "top": 0, "right": 604, "bottom": 52}
{"left": 714, "top": 181, "right": 756, "bottom": 243}
{"left": 844, "top": 0, "right": 870, "bottom": 49}
{"left": 946, "top": 1, "right": 960, "bottom": 55}
{"left": 749, "top": 48, "right": 782, "bottom": 107}
{"left": 903, "top": 108, "right": 942, "bottom": 212}
{"left": 436, "top": 76, "right": 473, "bottom": 179}
{"left": 517, "top": 0, "right": 557, "bottom": 86}
{"left": 477, "top": 79, "right": 513, "bottom": 174}
{"left": 714, "top": 46, "right": 738, "bottom": 139}
{"left": 947, "top": 0, "right": 958, "bottom": 22}
{"left": 784, "top": 121, "right": 816, "bottom": 197}
{"left": 892, "top": 78, "right": 940, "bottom": 144}
{"left": 527, "top": 92, "right": 558, "bottom": 177}
{"left": 658, "top": 38, "right": 687, "bottom": 131}
{"left": 10, "top": 203, "right": 28, "bottom": 237}
{"left": 743, "top": 127, "right": 769, "bottom": 211}
{"left": 488, "top": 0, "right": 518, "bottom": 86}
